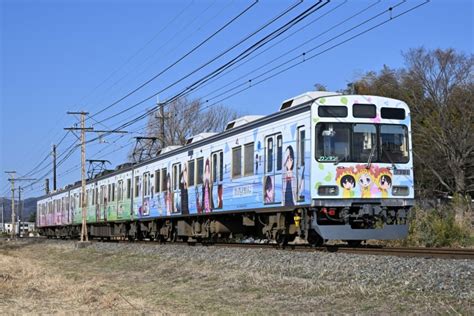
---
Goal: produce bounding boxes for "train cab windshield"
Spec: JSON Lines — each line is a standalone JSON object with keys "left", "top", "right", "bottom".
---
{"left": 315, "top": 123, "right": 409, "bottom": 163}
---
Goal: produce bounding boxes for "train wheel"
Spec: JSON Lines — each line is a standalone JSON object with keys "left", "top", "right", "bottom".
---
{"left": 307, "top": 230, "right": 324, "bottom": 247}
{"left": 275, "top": 232, "right": 288, "bottom": 248}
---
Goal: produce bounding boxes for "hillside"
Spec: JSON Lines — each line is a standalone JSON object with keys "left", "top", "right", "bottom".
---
{"left": 0, "top": 197, "right": 38, "bottom": 222}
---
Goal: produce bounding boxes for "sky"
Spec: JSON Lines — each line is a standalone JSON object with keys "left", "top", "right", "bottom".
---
{"left": 0, "top": 0, "right": 472, "bottom": 199}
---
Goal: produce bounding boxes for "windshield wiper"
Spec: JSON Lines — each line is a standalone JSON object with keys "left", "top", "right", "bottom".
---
{"left": 366, "top": 145, "right": 376, "bottom": 169}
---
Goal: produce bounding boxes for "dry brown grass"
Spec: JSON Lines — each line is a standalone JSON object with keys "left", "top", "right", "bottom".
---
{"left": 0, "top": 239, "right": 471, "bottom": 315}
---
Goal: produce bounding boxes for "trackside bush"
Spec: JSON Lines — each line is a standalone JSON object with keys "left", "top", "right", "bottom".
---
{"left": 403, "top": 202, "right": 472, "bottom": 247}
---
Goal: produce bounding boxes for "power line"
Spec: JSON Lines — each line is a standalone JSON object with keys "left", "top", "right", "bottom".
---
{"left": 89, "top": 0, "right": 260, "bottom": 120}
{"left": 91, "top": 1, "right": 326, "bottom": 127}
{"left": 78, "top": 0, "right": 196, "bottom": 107}
{"left": 88, "top": 0, "right": 424, "bottom": 149}
{"left": 20, "top": 0, "right": 429, "bottom": 199}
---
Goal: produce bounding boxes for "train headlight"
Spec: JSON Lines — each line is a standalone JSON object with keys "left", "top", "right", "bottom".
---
{"left": 318, "top": 186, "right": 339, "bottom": 196}
{"left": 392, "top": 186, "right": 409, "bottom": 196}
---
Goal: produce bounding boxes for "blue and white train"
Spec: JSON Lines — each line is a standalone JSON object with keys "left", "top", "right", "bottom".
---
{"left": 37, "top": 91, "right": 414, "bottom": 246}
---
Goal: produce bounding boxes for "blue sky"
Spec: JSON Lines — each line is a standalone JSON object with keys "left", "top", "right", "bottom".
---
{"left": 1, "top": 0, "right": 472, "bottom": 198}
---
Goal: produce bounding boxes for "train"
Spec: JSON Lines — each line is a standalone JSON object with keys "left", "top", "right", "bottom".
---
{"left": 36, "top": 91, "right": 414, "bottom": 246}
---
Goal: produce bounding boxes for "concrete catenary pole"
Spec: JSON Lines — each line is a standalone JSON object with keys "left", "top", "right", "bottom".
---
{"left": 65, "top": 111, "right": 127, "bottom": 243}
{"left": 52, "top": 144, "right": 57, "bottom": 191}
{"left": 4, "top": 171, "right": 16, "bottom": 238}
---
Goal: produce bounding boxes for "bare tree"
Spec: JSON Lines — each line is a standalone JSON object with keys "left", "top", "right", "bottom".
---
{"left": 403, "top": 48, "right": 474, "bottom": 197}
{"left": 129, "top": 97, "right": 239, "bottom": 161}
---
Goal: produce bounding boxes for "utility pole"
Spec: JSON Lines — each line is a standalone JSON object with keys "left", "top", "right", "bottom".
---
{"left": 4, "top": 172, "right": 35, "bottom": 238}
{"left": 18, "top": 186, "right": 28, "bottom": 237}
{"left": 1, "top": 199, "right": 4, "bottom": 233}
{"left": 45, "top": 178, "right": 50, "bottom": 195}
{"left": 18, "top": 186, "right": 22, "bottom": 236}
{"left": 159, "top": 103, "right": 166, "bottom": 148}
{"left": 5, "top": 171, "right": 16, "bottom": 238}
{"left": 65, "top": 111, "right": 127, "bottom": 243}
{"left": 52, "top": 144, "right": 57, "bottom": 191}
{"left": 155, "top": 99, "right": 170, "bottom": 149}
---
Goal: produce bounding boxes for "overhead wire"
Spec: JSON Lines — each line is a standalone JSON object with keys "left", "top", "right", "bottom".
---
{"left": 6, "top": 1, "right": 199, "bottom": 190}
{"left": 89, "top": 0, "right": 261, "bottom": 120}
{"left": 21, "top": 0, "right": 429, "bottom": 197}
{"left": 86, "top": 0, "right": 424, "bottom": 151}
{"left": 83, "top": 0, "right": 221, "bottom": 110}
{"left": 91, "top": 1, "right": 327, "bottom": 127}
{"left": 79, "top": 0, "right": 196, "bottom": 107}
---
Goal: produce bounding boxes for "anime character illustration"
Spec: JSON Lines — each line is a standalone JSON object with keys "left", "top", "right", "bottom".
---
{"left": 356, "top": 171, "right": 373, "bottom": 198}
{"left": 255, "top": 154, "right": 259, "bottom": 174}
{"left": 336, "top": 167, "right": 356, "bottom": 198}
{"left": 118, "top": 204, "right": 124, "bottom": 219}
{"left": 141, "top": 197, "right": 150, "bottom": 216}
{"left": 375, "top": 167, "right": 392, "bottom": 198}
{"left": 95, "top": 200, "right": 100, "bottom": 222}
{"left": 216, "top": 184, "right": 223, "bottom": 209}
{"left": 202, "top": 158, "right": 213, "bottom": 213}
{"left": 165, "top": 173, "right": 173, "bottom": 215}
{"left": 180, "top": 164, "right": 189, "bottom": 215}
{"left": 282, "top": 145, "right": 296, "bottom": 206}
{"left": 195, "top": 185, "right": 203, "bottom": 214}
{"left": 264, "top": 175, "right": 275, "bottom": 204}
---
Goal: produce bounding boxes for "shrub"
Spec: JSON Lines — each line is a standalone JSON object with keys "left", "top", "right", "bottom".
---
{"left": 403, "top": 201, "right": 472, "bottom": 247}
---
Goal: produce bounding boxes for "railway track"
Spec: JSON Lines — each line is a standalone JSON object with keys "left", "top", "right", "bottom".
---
{"left": 205, "top": 242, "right": 474, "bottom": 260}
{"left": 5, "top": 236, "right": 474, "bottom": 260}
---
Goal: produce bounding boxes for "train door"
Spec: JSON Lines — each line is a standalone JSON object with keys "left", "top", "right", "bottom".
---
{"left": 172, "top": 163, "right": 181, "bottom": 214}
{"left": 211, "top": 151, "right": 224, "bottom": 209}
{"left": 296, "top": 126, "right": 306, "bottom": 202}
{"left": 142, "top": 172, "right": 151, "bottom": 216}
{"left": 264, "top": 134, "right": 283, "bottom": 204}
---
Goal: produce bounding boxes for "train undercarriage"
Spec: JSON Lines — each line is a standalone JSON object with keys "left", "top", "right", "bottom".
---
{"left": 39, "top": 204, "right": 410, "bottom": 247}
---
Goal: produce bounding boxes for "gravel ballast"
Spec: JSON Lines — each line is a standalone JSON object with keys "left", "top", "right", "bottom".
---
{"left": 1, "top": 238, "right": 472, "bottom": 314}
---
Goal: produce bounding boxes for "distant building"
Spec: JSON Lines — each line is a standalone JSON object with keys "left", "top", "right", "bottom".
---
{"left": 4, "top": 222, "right": 35, "bottom": 236}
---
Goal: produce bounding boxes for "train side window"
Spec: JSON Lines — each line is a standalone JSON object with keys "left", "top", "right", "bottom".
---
{"left": 197, "top": 158, "right": 204, "bottom": 184}
{"left": 155, "top": 170, "right": 160, "bottom": 193}
{"left": 161, "top": 168, "right": 168, "bottom": 191}
{"left": 143, "top": 172, "right": 150, "bottom": 196}
{"left": 118, "top": 180, "right": 123, "bottom": 201}
{"left": 111, "top": 183, "right": 116, "bottom": 202}
{"left": 244, "top": 142, "right": 254, "bottom": 176}
{"left": 126, "top": 178, "right": 131, "bottom": 199}
{"left": 276, "top": 135, "right": 283, "bottom": 171}
{"left": 219, "top": 152, "right": 224, "bottom": 181}
{"left": 134, "top": 176, "right": 139, "bottom": 197}
{"left": 172, "top": 164, "right": 181, "bottom": 191}
{"left": 232, "top": 146, "right": 242, "bottom": 178}
{"left": 297, "top": 127, "right": 305, "bottom": 167}
{"left": 266, "top": 137, "right": 273, "bottom": 173}
{"left": 212, "top": 153, "right": 218, "bottom": 183}
{"left": 188, "top": 160, "right": 195, "bottom": 186}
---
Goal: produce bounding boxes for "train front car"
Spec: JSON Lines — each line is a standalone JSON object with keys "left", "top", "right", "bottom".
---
{"left": 310, "top": 95, "right": 413, "bottom": 245}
